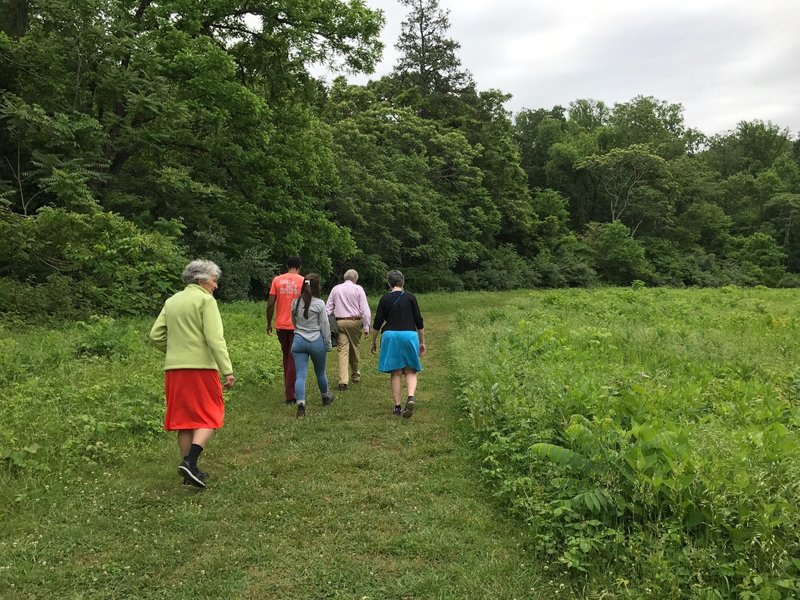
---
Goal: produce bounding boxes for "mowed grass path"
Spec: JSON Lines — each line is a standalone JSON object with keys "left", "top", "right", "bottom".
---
{"left": 2, "top": 303, "right": 548, "bottom": 599}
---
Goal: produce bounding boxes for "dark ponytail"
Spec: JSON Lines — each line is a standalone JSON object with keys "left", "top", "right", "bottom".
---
{"left": 294, "top": 273, "right": 321, "bottom": 319}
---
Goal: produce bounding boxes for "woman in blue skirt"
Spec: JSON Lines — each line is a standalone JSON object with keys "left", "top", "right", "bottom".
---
{"left": 370, "top": 270, "right": 426, "bottom": 417}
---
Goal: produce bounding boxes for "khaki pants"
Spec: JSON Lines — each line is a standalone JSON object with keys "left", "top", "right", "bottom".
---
{"left": 336, "top": 319, "right": 363, "bottom": 385}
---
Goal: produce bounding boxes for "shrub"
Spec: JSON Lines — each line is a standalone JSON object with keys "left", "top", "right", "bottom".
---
{"left": 583, "top": 221, "right": 654, "bottom": 285}
{"left": 0, "top": 207, "right": 187, "bottom": 319}
{"left": 461, "top": 245, "right": 539, "bottom": 291}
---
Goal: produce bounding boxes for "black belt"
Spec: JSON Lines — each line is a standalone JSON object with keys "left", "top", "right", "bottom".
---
{"left": 337, "top": 317, "right": 362, "bottom": 320}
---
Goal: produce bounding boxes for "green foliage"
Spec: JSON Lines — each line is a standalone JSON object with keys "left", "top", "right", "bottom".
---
{"left": 583, "top": 220, "right": 653, "bottom": 285}
{"left": 0, "top": 0, "right": 384, "bottom": 307}
{"left": 2, "top": 0, "right": 800, "bottom": 315}
{"left": 705, "top": 120, "right": 794, "bottom": 177}
{"left": 392, "top": 0, "right": 475, "bottom": 120}
{"left": 605, "top": 95, "right": 701, "bottom": 158}
{"left": 0, "top": 318, "right": 162, "bottom": 470}
{"left": 0, "top": 302, "right": 282, "bottom": 472}
{"left": 0, "top": 207, "right": 187, "bottom": 319}
{"left": 578, "top": 144, "right": 677, "bottom": 235}
{"left": 454, "top": 288, "right": 800, "bottom": 597}
{"left": 728, "top": 232, "right": 788, "bottom": 287}
{"left": 211, "top": 250, "right": 278, "bottom": 302}
{"left": 74, "top": 316, "right": 141, "bottom": 359}
{"left": 460, "top": 245, "right": 539, "bottom": 291}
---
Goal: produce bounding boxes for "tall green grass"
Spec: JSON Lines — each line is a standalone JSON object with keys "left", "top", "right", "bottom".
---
{"left": 0, "top": 298, "right": 550, "bottom": 599}
{"left": 0, "top": 305, "right": 281, "bottom": 472}
{"left": 453, "top": 286, "right": 800, "bottom": 597}
{"left": 4, "top": 289, "right": 800, "bottom": 598}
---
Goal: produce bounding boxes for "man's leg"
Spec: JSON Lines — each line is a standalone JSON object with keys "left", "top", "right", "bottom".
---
{"left": 277, "top": 329, "right": 296, "bottom": 401}
{"left": 336, "top": 322, "right": 350, "bottom": 387}
{"left": 346, "top": 321, "right": 362, "bottom": 383}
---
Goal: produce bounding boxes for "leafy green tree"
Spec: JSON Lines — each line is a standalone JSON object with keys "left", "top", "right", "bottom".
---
{"left": 578, "top": 144, "right": 676, "bottom": 236}
{"left": 605, "top": 95, "right": 702, "bottom": 158}
{"left": 704, "top": 120, "right": 794, "bottom": 177}
{"left": 323, "top": 84, "right": 457, "bottom": 288}
{"left": 0, "top": 0, "right": 384, "bottom": 300}
{"left": 567, "top": 98, "right": 609, "bottom": 133}
{"left": 763, "top": 192, "right": 800, "bottom": 271}
{"left": 543, "top": 132, "right": 601, "bottom": 228}
{"left": 675, "top": 201, "right": 732, "bottom": 255}
{"left": 460, "top": 89, "right": 537, "bottom": 257}
{"left": 0, "top": 206, "right": 186, "bottom": 318}
{"left": 530, "top": 189, "right": 570, "bottom": 247}
{"left": 513, "top": 106, "right": 566, "bottom": 189}
{"left": 583, "top": 220, "right": 652, "bottom": 285}
{"left": 728, "top": 232, "right": 786, "bottom": 286}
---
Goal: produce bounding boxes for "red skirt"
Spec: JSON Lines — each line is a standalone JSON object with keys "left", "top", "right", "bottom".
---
{"left": 164, "top": 369, "right": 224, "bottom": 431}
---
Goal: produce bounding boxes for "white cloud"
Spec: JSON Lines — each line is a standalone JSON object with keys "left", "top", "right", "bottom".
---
{"left": 332, "top": 0, "right": 800, "bottom": 136}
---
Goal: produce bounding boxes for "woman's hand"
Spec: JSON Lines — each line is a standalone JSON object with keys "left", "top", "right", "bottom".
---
{"left": 223, "top": 374, "right": 235, "bottom": 389}
{"left": 419, "top": 342, "right": 426, "bottom": 356}
{"left": 370, "top": 340, "right": 377, "bottom": 355}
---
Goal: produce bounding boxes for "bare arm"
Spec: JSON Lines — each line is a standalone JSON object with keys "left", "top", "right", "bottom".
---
{"left": 266, "top": 294, "right": 276, "bottom": 334}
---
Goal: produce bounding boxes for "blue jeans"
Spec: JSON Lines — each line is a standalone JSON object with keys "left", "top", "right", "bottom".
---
{"left": 291, "top": 335, "right": 329, "bottom": 403}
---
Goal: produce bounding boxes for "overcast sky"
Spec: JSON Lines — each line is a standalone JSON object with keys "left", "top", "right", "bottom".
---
{"left": 335, "top": 0, "right": 800, "bottom": 137}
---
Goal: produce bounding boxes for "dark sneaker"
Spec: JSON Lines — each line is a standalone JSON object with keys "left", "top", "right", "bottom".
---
{"left": 322, "top": 392, "right": 334, "bottom": 407}
{"left": 402, "top": 397, "right": 415, "bottom": 418}
{"left": 393, "top": 405, "right": 402, "bottom": 416}
{"left": 285, "top": 398, "right": 297, "bottom": 405}
{"left": 338, "top": 383, "right": 348, "bottom": 392}
{"left": 296, "top": 403, "right": 306, "bottom": 418}
{"left": 178, "top": 460, "right": 206, "bottom": 488}
{"left": 182, "top": 470, "right": 208, "bottom": 486}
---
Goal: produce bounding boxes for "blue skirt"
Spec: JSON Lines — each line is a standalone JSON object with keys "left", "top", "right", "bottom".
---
{"left": 378, "top": 330, "right": 423, "bottom": 373}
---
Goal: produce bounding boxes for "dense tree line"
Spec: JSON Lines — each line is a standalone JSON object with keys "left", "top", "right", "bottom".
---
{"left": 2, "top": 0, "right": 799, "bottom": 318}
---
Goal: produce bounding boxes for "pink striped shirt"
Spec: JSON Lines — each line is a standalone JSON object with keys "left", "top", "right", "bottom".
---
{"left": 325, "top": 280, "right": 371, "bottom": 333}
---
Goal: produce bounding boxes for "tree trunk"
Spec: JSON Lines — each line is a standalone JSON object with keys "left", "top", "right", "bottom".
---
{"left": 1, "top": 0, "right": 29, "bottom": 38}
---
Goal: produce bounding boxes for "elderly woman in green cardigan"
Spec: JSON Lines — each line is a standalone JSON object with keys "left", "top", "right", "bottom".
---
{"left": 149, "top": 260, "right": 235, "bottom": 488}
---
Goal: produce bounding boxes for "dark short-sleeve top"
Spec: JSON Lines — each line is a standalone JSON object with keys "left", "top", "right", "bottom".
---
{"left": 372, "top": 291, "right": 424, "bottom": 332}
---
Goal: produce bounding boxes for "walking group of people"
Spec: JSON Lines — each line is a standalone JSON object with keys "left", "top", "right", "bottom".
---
{"left": 148, "top": 257, "right": 426, "bottom": 488}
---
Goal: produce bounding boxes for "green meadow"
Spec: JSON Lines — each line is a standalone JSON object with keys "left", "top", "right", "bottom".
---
{"left": 2, "top": 288, "right": 799, "bottom": 598}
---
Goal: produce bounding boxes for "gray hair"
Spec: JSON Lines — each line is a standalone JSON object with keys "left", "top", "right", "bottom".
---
{"left": 387, "top": 269, "right": 404, "bottom": 288}
{"left": 181, "top": 259, "right": 222, "bottom": 284}
{"left": 343, "top": 269, "right": 359, "bottom": 282}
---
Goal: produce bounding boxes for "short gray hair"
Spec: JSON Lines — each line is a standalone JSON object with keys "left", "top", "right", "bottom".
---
{"left": 343, "top": 269, "right": 359, "bottom": 282}
{"left": 182, "top": 259, "right": 222, "bottom": 284}
{"left": 387, "top": 270, "right": 404, "bottom": 288}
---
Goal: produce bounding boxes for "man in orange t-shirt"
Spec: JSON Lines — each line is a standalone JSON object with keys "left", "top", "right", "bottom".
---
{"left": 266, "top": 256, "right": 305, "bottom": 403}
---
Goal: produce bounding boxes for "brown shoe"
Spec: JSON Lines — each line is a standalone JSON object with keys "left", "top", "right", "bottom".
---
{"left": 338, "top": 383, "right": 348, "bottom": 392}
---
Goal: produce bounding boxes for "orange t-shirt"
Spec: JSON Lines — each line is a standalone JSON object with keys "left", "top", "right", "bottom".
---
{"left": 269, "top": 272, "right": 305, "bottom": 330}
